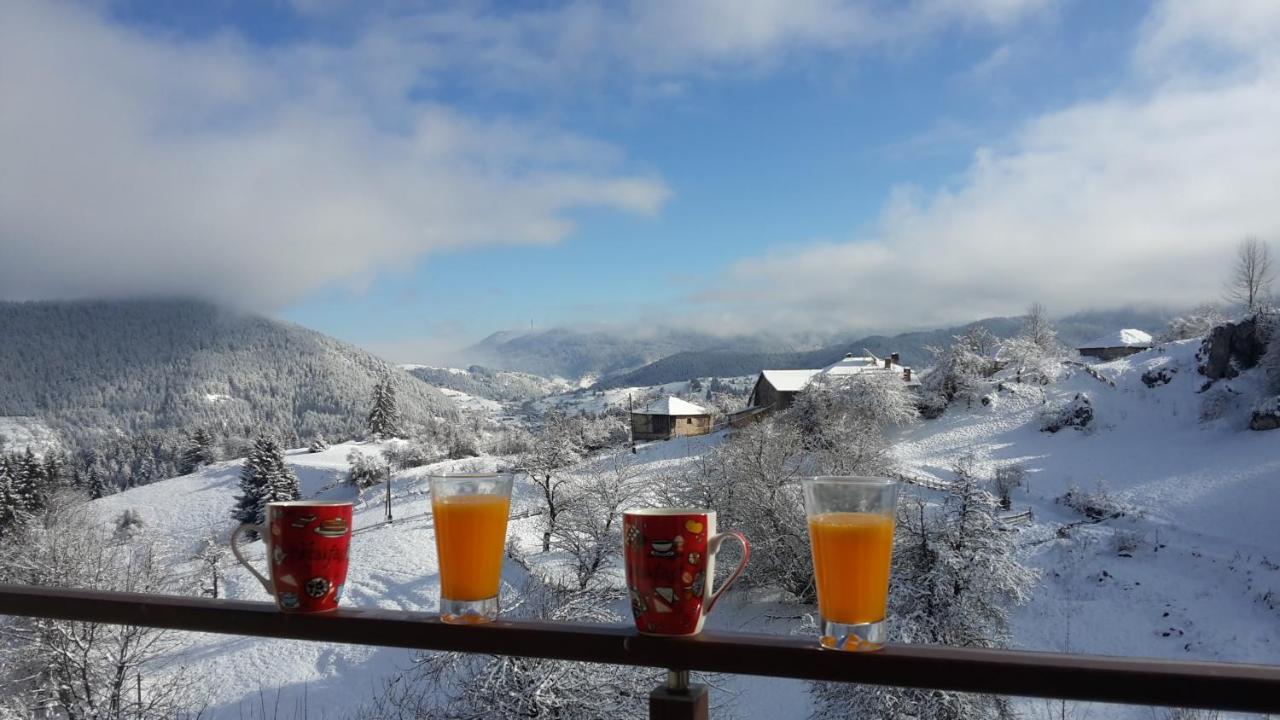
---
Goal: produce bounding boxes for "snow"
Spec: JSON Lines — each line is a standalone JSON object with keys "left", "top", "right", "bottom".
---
{"left": 1078, "top": 328, "right": 1155, "bottom": 349}
{"left": 203, "top": 392, "right": 231, "bottom": 403}
{"left": 760, "top": 355, "right": 912, "bottom": 395}
{"left": 0, "top": 415, "right": 61, "bottom": 456}
{"left": 436, "top": 386, "right": 503, "bottom": 413}
{"left": 77, "top": 338, "right": 1280, "bottom": 718}
{"left": 639, "top": 396, "right": 710, "bottom": 416}
{"left": 760, "top": 369, "right": 821, "bottom": 392}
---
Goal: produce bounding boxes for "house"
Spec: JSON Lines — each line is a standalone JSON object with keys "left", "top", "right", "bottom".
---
{"left": 630, "top": 396, "right": 714, "bottom": 441}
{"left": 747, "top": 352, "right": 918, "bottom": 411}
{"left": 1076, "top": 329, "right": 1154, "bottom": 362}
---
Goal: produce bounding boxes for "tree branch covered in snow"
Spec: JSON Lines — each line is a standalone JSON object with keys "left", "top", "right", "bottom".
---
{"left": 0, "top": 496, "right": 206, "bottom": 718}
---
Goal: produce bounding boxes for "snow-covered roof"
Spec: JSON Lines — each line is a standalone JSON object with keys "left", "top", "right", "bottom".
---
{"left": 761, "top": 369, "right": 821, "bottom": 392}
{"left": 639, "top": 396, "right": 710, "bottom": 416}
{"left": 1078, "top": 329, "right": 1154, "bottom": 349}
{"left": 820, "top": 354, "right": 907, "bottom": 376}
{"left": 760, "top": 353, "right": 916, "bottom": 393}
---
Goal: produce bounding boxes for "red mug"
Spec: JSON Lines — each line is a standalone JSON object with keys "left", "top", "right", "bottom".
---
{"left": 623, "top": 509, "right": 750, "bottom": 635}
{"left": 230, "top": 500, "right": 353, "bottom": 613}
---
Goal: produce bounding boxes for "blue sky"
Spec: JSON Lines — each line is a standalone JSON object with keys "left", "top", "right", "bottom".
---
{"left": 3, "top": 1, "right": 1277, "bottom": 361}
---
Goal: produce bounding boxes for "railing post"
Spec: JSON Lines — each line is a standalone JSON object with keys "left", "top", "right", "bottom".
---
{"left": 649, "top": 669, "right": 709, "bottom": 720}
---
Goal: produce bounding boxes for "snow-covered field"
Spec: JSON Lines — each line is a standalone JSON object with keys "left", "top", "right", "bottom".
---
{"left": 85, "top": 340, "right": 1279, "bottom": 718}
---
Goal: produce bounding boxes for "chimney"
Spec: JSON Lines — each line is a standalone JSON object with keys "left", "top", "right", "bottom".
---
{"left": 903, "top": 368, "right": 912, "bottom": 382}
{"left": 890, "top": 352, "right": 900, "bottom": 366}
{"left": 884, "top": 357, "right": 891, "bottom": 369}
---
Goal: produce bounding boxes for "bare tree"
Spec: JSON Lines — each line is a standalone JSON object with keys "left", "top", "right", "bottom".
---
{"left": 355, "top": 575, "right": 656, "bottom": 719}
{"left": 553, "top": 452, "right": 642, "bottom": 590}
{"left": 0, "top": 496, "right": 205, "bottom": 718}
{"left": 1224, "top": 237, "right": 1274, "bottom": 313}
{"left": 520, "top": 413, "right": 585, "bottom": 552}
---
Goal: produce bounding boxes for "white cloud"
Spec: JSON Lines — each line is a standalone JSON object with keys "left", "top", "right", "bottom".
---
{"left": 0, "top": 0, "right": 667, "bottom": 309}
{"left": 697, "top": 1, "right": 1280, "bottom": 332}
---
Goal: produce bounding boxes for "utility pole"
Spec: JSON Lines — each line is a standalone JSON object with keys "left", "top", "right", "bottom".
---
{"left": 385, "top": 464, "right": 393, "bottom": 523}
{"left": 628, "top": 393, "right": 636, "bottom": 454}
{"left": 136, "top": 673, "right": 142, "bottom": 709}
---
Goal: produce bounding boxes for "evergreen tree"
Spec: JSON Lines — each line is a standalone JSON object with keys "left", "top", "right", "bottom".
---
{"left": 12, "top": 448, "right": 45, "bottom": 513}
{"left": 0, "top": 463, "right": 20, "bottom": 533}
{"left": 87, "top": 464, "right": 109, "bottom": 500}
{"left": 366, "top": 375, "right": 402, "bottom": 439}
{"left": 180, "top": 428, "right": 218, "bottom": 474}
{"left": 232, "top": 436, "right": 299, "bottom": 536}
{"left": 308, "top": 434, "right": 329, "bottom": 453}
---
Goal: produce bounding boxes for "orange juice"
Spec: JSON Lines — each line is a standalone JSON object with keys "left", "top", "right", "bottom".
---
{"left": 433, "top": 493, "right": 511, "bottom": 600}
{"left": 808, "top": 511, "right": 894, "bottom": 624}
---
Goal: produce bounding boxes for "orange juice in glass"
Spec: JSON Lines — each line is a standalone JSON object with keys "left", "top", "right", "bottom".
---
{"left": 430, "top": 473, "right": 513, "bottom": 624}
{"left": 802, "top": 476, "right": 898, "bottom": 651}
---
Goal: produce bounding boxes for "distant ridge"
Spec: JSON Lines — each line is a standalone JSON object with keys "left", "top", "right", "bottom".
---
{"left": 0, "top": 298, "right": 455, "bottom": 450}
{"left": 591, "top": 308, "right": 1176, "bottom": 389}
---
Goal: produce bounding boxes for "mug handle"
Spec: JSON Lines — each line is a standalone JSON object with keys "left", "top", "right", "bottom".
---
{"left": 230, "top": 524, "right": 274, "bottom": 596}
{"left": 704, "top": 530, "right": 750, "bottom": 614}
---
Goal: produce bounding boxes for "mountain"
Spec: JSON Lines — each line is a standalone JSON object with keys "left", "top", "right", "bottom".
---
{"left": 461, "top": 327, "right": 820, "bottom": 381}
{"left": 400, "top": 365, "right": 571, "bottom": 404}
{"left": 0, "top": 299, "right": 455, "bottom": 452}
{"left": 593, "top": 308, "right": 1178, "bottom": 389}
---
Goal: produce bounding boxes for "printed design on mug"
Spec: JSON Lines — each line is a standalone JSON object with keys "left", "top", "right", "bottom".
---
{"left": 305, "top": 577, "right": 331, "bottom": 598}
{"left": 625, "top": 525, "right": 644, "bottom": 550}
{"left": 314, "top": 517, "right": 349, "bottom": 538}
{"left": 625, "top": 513, "right": 713, "bottom": 635}
{"left": 257, "top": 504, "right": 353, "bottom": 613}
{"left": 290, "top": 514, "right": 317, "bottom": 529}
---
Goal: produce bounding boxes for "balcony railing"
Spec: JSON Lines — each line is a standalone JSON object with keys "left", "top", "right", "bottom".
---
{"left": 2, "top": 583, "right": 1278, "bottom": 718}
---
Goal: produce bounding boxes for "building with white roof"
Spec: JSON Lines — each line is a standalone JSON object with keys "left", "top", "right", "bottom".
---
{"left": 1076, "top": 329, "right": 1154, "bottom": 362}
{"left": 630, "top": 396, "right": 714, "bottom": 441}
{"left": 746, "top": 352, "right": 918, "bottom": 411}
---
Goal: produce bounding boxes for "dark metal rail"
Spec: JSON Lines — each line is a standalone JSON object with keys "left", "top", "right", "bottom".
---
{"left": 1, "top": 584, "right": 1278, "bottom": 715}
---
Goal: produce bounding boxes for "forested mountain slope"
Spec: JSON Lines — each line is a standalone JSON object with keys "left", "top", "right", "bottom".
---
{"left": 0, "top": 299, "right": 455, "bottom": 451}
{"left": 594, "top": 308, "right": 1175, "bottom": 389}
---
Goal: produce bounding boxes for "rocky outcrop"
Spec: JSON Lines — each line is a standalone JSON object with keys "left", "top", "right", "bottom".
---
{"left": 1197, "top": 317, "right": 1267, "bottom": 381}
{"left": 1251, "top": 396, "right": 1280, "bottom": 431}
{"left": 1141, "top": 367, "right": 1176, "bottom": 388}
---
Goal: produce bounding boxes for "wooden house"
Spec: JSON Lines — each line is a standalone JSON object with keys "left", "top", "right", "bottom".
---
{"left": 631, "top": 396, "right": 714, "bottom": 441}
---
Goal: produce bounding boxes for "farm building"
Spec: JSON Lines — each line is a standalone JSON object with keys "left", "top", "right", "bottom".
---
{"left": 1077, "top": 329, "right": 1154, "bottom": 362}
{"left": 631, "top": 396, "right": 714, "bottom": 441}
{"left": 747, "top": 352, "right": 917, "bottom": 411}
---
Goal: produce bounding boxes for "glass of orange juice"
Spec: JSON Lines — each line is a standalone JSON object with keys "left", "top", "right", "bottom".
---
{"left": 802, "top": 476, "right": 899, "bottom": 651}
{"left": 430, "top": 473, "right": 513, "bottom": 624}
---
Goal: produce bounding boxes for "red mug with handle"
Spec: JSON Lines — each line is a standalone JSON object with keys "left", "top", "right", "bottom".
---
{"left": 623, "top": 508, "right": 750, "bottom": 635}
{"left": 230, "top": 500, "right": 353, "bottom": 613}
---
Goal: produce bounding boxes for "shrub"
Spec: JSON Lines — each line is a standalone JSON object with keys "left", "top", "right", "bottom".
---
{"left": 1056, "top": 483, "right": 1122, "bottom": 520}
{"left": 346, "top": 449, "right": 386, "bottom": 489}
{"left": 992, "top": 464, "right": 1026, "bottom": 510}
{"left": 1040, "top": 393, "right": 1093, "bottom": 433}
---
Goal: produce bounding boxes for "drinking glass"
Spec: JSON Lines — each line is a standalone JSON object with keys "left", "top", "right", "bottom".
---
{"left": 802, "top": 476, "right": 899, "bottom": 651}
{"left": 430, "top": 473, "right": 513, "bottom": 624}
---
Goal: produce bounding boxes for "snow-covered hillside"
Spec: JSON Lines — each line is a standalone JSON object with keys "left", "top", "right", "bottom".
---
{"left": 81, "top": 338, "right": 1278, "bottom": 718}
{"left": 892, "top": 340, "right": 1280, "bottom": 674}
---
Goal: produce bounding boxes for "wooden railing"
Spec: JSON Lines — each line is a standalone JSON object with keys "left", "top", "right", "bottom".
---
{"left": 2, "top": 584, "right": 1278, "bottom": 718}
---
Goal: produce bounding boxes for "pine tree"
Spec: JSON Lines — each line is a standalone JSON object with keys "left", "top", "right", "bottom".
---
{"left": 308, "top": 434, "right": 329, "bottom": 453}
{"left": 367, "top": 375, "right": 402, "bottom": 439}
{"left": 12, "top": 448, "right": 45, "bottom": 513}
{"left": 0, "top": 463, "right": 21, "bottom": 533}
{"left": 180, "top": 428, "right": 218, "bottom": 474}
{"left": 87, "top": 464, "right": 109, "bottom": 500}
{"left": 232, "top": 436, "right": 299, "bottom": 536}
